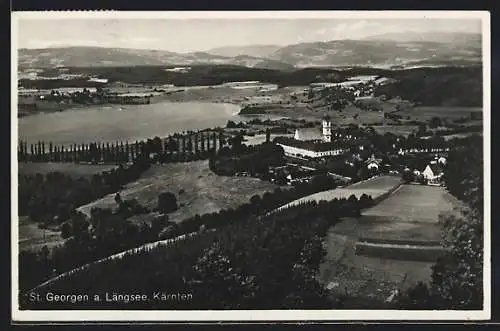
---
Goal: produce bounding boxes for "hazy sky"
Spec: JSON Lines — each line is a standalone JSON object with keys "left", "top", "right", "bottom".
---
{"left": 17, "top": 18, "right": 482, "bottom": 52}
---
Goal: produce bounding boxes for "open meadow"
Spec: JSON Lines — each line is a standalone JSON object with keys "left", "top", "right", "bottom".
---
{"left": 334, "top": 184, "right": 461, "bottom": 244}
{"left": 276, "top": 175, "right": 402, "bottom": 211}
{"left": 243, "top": 133, "right": 294, "bottom": 146}
{"left": 77, "top": 160, "right": 279, "bottom": 222}
{"left": 18, "top": 216, "right": 65, "bottom": 253}
{"left": 319, "top": 184, "right": 460, "bottom": 301}
{"left": 362, "top": 184, "right": 460, "bottom": 223}
{"left": 319, "top": 226, "right": 435, "bottom": 303}
{"left": 395, "top": 106, "right": 482, "bottom": 121}
{"left": 371, "top": 124, "right": 418, "bottom": 137}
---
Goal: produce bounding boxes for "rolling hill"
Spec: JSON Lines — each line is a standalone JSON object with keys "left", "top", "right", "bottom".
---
{"left": 362, "top": 31, "right": 481, "bottom": 45}
{"left": 206, "top": 44, "right": 282, "bottom": 58}
{"left": 17, "top": 47, "right": 293, "bottom": 70}
{"left": 266, "top": 38, "right": 481, "bottom": 68}
{"left": 18, "top": 32, "right": 481, "bottom": 70}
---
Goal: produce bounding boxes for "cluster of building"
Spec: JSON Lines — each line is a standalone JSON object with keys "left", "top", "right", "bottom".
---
{"left": 308, "top": 75, "right": 396, "bottom": 100}
{"left": 272, "top": 115, "right": 449, "bottom": 186}
{"left": 408, "top": 157, "right": 447, "bottom": 185}
{"left": 221, "top": 81, "right": 278, "bottom": 92}
{"left": 19, "top": 66, "right": 109, "bottom": 84}
{"left": 275, "top": 116, "right": 360, "bottom": 159}
{"left": 241, "top": 95, "right": 284, "bottom": 107}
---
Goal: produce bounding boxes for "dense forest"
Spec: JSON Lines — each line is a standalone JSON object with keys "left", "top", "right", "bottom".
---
{"left": 209, "top": 140, "right": 285, "bottom": 177}
{"left": 374, "top": 66, "right": 482, "bottom": 107}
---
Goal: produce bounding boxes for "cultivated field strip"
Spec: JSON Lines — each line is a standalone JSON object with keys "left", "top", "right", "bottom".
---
{"left": 273, "top": 175, "right": 403, "bottom": 213}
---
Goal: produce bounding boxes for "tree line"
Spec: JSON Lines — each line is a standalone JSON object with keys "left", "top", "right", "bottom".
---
{"left": 18, "top": 158, "right": 152, "bottom": 225}
{"left": 18, "top": 130, "right": 227, "bottom": 164}
{"left": 209, "top": 141, "right": 285, "bottom": 178}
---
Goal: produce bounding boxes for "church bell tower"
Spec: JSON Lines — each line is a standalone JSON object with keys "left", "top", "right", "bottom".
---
{"left": 322, "top": 115, "right": 332, "bottom": 142}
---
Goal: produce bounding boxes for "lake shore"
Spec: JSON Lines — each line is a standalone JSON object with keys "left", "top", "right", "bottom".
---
{"left": 17, "top": 85, "right": 255, "bottom": 118}
{"left": 18, "top": 101, "right": 244, "bottom": 146}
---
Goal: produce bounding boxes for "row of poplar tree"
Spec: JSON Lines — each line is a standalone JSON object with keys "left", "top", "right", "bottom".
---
{"left": 18, "top": 131, "right": 226, "bottom": 164}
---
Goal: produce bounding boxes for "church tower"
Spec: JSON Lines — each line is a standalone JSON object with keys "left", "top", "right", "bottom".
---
{"left": 322, "top": 115, "right": 332, "bottom": 142}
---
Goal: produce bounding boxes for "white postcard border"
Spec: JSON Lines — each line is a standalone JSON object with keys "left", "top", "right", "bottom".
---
{"left": 11, "top": 10, "right": 491, "bottom": 322}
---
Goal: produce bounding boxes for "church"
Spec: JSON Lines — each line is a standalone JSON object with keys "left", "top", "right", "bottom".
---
{"left": 275, "top": 116, "right": 354, "bottom": 159}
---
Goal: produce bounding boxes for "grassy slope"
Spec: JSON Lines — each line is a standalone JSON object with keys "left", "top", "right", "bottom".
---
{"left": 77, "top": 160, "right": 278, "bottom": 222}
{"left": 319, "top": 184, "right": 461, "bottom": 301}
{"left": 18, "top": 216, "right": 64, "bottom": 253}
{"left": 276, "top": 175, "right": 402, "bottom": 211}
{"left": 362, "top": 184, "right": 459, "bottom": 223}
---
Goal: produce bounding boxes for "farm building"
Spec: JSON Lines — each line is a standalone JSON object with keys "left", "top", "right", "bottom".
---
{"left": 241, "top": 95, "right": 282, "bottom": 107}
{"left": 365, "top": 154, "right": 383, "bottom": 170}
{"left": 88, "top": 77, "right": 109, "bottom": 84}
{"left": 422, "top": 161, "right": 444, "bottom": 185}
{"left": 309, "top": 82, "right": 340, "bottom": 89}
{"left": 347, "top": 75, "right": 379, "bottom": 83}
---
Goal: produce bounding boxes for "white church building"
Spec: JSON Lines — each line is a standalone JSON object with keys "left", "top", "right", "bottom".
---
{"left": 276, "top": 116, "right": 353, "bottom": 158}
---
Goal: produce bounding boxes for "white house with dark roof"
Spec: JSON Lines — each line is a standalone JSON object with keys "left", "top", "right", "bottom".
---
{"left": 365, "top": 154, "right": 383, "bottom": 170}
{"left": 422, "top": 161, "right": 444, "bottom": 185}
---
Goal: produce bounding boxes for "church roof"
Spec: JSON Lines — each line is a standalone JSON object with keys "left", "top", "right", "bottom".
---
{"left": 295, "top": 128, "right": 323, "bottom": 141}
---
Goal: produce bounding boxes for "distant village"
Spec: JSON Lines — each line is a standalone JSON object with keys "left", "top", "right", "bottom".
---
{"left": 242, "top": 115, "right": 451, "bottom": 187}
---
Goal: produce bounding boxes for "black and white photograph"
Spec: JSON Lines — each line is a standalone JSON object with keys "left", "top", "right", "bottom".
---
{"left": 11, "top": 11, "right": 490, "bottom": 322}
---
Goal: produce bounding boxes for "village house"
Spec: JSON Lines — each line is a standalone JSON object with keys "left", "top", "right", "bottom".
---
{"left": 422, "top": 161, "right": 444, "bottom": 185}
{"left": 88, "top": 77, "right": 109, "bottom": 84}
{"left": 241, "top": 95, "right": 281, "bottom": 107}
{"left": 365, "top": 154, "right": 383, "bottom": 171}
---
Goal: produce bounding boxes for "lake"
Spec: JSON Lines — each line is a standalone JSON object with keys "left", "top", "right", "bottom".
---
{"left": 18, "top": 102, "right": 281, "bottom": 146}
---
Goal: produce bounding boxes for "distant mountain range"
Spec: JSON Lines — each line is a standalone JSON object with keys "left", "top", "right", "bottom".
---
{"left": 205, "top": 44, "right": 282, "bottom": 58}
{"left": 18, "top": 32, "right": 481, "bottom": 71}
{"left": 18, "top": 47, "right": 295, "bottom": 71}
